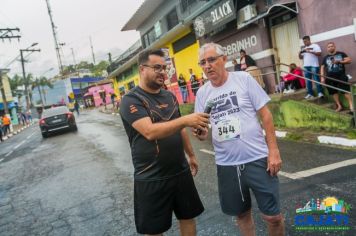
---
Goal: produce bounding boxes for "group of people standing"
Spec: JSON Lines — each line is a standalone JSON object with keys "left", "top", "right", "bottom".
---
{"left": 177, "top": 68, "right": 203, "bottom": 103}
{"left": 296, "top": 36, "right": 352, "bottom": 112}
{"left": 120, "top": 43, "right": 283, "bottom": 235}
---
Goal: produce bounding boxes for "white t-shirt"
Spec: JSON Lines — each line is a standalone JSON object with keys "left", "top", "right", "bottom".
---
{"left": 195, "top": 72, "right": 270, "bottom": 165}
{"left": 302, "top": 43, "right": 321, "bottom": 67}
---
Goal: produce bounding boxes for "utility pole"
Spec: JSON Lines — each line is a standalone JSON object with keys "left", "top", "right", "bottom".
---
{"left": 71, "top": 48, "right": 77, "bottom": 66}
{"left": 89, "top": 36, "right": 96, "bottom": 65}
{"left": 45, "top": 0, "right": 64, "bottom": 75}
{"left": 20, "top": 44, "right": 41, "bottom": 111}
{"left": 0, "top": 28, "right": 20, "bottom": 116}
{"left": 108, "top": 53, "right": 112, "bottom": 64}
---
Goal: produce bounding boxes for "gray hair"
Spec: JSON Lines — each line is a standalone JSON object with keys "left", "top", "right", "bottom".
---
{"left": 199, "top": 43, "right": 226, "bottom": 58}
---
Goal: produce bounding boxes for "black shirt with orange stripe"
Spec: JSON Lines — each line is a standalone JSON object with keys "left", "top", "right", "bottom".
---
{"left": 120, "top": 86, "right": 189, "bottom": 181}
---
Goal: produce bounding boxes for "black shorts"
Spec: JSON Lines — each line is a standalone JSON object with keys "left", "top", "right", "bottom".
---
{"left": 217, "top": 158, "right": 280, "bottom": 216}
{"left": 134, "top": 170, "right": 204, "bottom": 234}
{"left": 326, "top": 74, "right": 350, "bottom": 95}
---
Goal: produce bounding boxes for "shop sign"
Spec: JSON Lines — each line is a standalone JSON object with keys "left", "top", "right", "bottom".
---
{"left": 194, "top": 0, "right": 236, "bottom": 38}
{"left": 223, "top": 35, "right": 258, "bottom": 56}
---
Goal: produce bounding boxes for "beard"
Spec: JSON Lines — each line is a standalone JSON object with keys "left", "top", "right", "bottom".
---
{"left": 147, "top": 76, "right": 164, "bottom": 90}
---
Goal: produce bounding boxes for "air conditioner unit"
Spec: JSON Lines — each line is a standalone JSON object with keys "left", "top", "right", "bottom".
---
{"left": 238, "top": 4, "right": 257, "bottom": 23}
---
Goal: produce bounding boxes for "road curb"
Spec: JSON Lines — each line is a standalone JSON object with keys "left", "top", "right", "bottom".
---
{"left": 1, "top": 122, "right": 34, "bottom": 143}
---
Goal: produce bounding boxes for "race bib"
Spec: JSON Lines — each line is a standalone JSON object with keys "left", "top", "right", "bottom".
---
{"left": 213, "top": 118, "right": 241, "bottom": 142}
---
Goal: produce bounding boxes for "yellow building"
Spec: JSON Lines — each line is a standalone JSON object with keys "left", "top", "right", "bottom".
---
{"left": 108, "top": 0, "right": 218, "bottom": 99}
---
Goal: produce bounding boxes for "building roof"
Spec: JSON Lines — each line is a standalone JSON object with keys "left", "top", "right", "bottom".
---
{"left": 122, "top": 0, "right": 166, "bottom": 31}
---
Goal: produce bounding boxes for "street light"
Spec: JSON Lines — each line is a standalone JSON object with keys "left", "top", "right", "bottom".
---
{"left": 20, "top": 43, "right": 41, "bottom": 111}
{"left": 0, "top": 68, "right": 11, "bottom": 115}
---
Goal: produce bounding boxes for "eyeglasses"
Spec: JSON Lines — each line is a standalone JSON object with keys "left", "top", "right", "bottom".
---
{"left": 198, "top": 55, "right": 223, "bottom": 66}
{"left": 142, "top": 64, "right": 167, "bottom": 73}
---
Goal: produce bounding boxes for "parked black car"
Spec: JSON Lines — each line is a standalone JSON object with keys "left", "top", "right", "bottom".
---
{"left": 39, "top": 106, "right": 77, "bottom": 138}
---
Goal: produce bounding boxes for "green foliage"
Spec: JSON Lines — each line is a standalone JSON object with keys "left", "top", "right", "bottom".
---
{"left": 346, "top": 130, "right": 356, "bottom": 139}
{"left": 179, "top": 103, "right": 194, "bottom": 116}
{"left": 286, "top": 132, "right": 303, "bottom": 141}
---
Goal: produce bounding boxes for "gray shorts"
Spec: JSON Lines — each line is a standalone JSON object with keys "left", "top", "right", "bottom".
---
{"left": 217, "top": 158, "right": 280, "bottom": 216}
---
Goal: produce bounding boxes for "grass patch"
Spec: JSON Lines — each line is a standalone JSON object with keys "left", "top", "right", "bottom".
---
{"left": 285, "top": 132, "right": 303, "bottom": 141}
{"left": 346, "top": 130, "right": 356, "bottom": 139}
{"left": 179, "top": 103, "right": 194, "bottom": 116}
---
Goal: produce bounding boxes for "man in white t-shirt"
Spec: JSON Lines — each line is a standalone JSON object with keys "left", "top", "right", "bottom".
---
{"left": 298, "top": 35, "right": 323, "bottom": 99}
{"left": 194, "top": 43, "right": 284, "bottom": 236}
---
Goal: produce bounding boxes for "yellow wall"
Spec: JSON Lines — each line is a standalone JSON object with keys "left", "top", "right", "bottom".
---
{"left": 112, "top": 30, "right": 202, "bottom": 91}
{"left": 166, "top": 31, "right": 202, "bottom": 82}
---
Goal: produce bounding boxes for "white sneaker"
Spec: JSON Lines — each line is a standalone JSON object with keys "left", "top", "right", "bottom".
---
{"left": 286, "top": 89, "right": 295, "bottom": 94}
{"left": 283, "top": 89, "right": 289, "bottom": 94}
{"left": 304, "top": 94, "right": 314, "bottom": 99}
{"left": 318, "top": 92, "right": 324, "bottom": 98}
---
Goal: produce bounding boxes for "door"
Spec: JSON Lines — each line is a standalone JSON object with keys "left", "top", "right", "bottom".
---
{"left": 272, "top": 19, "right": 301, "bottom": 74}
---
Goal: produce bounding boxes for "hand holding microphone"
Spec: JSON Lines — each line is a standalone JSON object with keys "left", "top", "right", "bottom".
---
{"left": 196, "top": 100, "right": 214, "bottom": 135}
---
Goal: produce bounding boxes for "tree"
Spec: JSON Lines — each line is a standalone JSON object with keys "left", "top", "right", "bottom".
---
{"left": 92, "top": 60, "right": 109, "bottom": 76}
{"left": 31, "top": 76, "right": 53, "bottom": 106}
{"left": 9, "top": 74, "right": 24, "bottom": 96}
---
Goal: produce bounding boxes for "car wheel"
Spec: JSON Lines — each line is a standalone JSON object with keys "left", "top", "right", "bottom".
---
{"left": 42, "top": 132, "right": 48, "bottom": 138}
{"left": 72, "top": 125, "right": 78, "bottom": 132}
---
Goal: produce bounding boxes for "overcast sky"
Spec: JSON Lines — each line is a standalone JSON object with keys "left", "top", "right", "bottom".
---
{"left": 0, "top": 0, "right": 144, "bottom": 78}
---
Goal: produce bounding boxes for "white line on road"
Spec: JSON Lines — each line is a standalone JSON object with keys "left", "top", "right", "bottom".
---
{"left": 14, "top": 140, "right": 26, "bottom": 150}
{"left": 283, "top": 159, "right": 356, "bottom": 180}
{"left": 5, "top": 151, "right": 13, "bottom": 157}
{"left": 26, "top": 133, "right": 36, "bottom": 140}
{"left": 199, "top": 149, "right": 356, "bottom": 180}
{"left": 0, "top": 158, "right": 4, "bottom": 162}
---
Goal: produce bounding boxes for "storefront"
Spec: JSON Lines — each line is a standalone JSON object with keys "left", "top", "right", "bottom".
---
{"left": 194, "top": 0, "right": 356, "bottom": 93}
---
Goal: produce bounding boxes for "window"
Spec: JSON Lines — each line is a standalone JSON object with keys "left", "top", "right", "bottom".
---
{"left": 167, "top": 8, "right": 179, "bottom": 30}
{"left": 142, "top": 27, "right": 157, "bottom": 48}
{"left": 180, "top": 0, "right": 197, "bottom": 12}
{"left": 172, "top": 32, "right": 196, "bottom": 54}
{"left": 154, "top": 21, "right": 162, "bottom": 37}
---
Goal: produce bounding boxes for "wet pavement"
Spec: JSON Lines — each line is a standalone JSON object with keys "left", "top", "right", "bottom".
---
{"left": 0, "top": 109, "right": 355, "bottom": 236}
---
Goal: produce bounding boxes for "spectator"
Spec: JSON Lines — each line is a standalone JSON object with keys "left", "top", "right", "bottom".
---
{"left": 190, "top": 74, "right": 200, "bottom": 97}
{"left": 321, "top": 42, "right": 353, "bottom": 112}
{"left": 2, "top": 114, "right": 11, "bottom": 136}
{"left": 282, "top": 63, "right": 304, "bottom": 94}
{"left": 74, "top": 100, "right": 80, "bottom": 115}
{"left": 232, "top": 59, "right": 240, "bottom": 71}
{"left": 299, "top": 35, "right": 323, "bottom": 99}
{"left": 0, "top": 117, "right": 3, "bottom": 142}
{"left": 178, "top": 74, "right": 188, "bottom": 103}
{"left": 239, "top": 49, "right": 256, "bottom": 71}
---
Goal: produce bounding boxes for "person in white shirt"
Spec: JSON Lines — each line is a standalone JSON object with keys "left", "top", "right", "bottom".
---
{"left": 298, "top": 35, "right": 323, "bottom": 99}
{"left": 195, "top": 43, "right": 284, "bottom": 236}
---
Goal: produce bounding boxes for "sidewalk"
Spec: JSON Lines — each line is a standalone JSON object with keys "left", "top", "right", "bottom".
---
{"left": 97, "top": 103, "right": 356, "bottom": 149}
{"left": 1, "top": 121, "right": 36, "bottom": 142}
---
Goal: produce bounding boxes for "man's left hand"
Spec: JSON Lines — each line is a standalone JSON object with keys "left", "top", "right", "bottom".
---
{"left": 187, "top": 155, "right": 199, "bottom": 177}
{"left": 266, "top": 149, "right": 282, "bottom": 176}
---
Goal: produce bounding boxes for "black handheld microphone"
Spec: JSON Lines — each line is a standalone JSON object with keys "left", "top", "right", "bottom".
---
{"left": 197, "top": 100, "right": 214, "bottom": 135}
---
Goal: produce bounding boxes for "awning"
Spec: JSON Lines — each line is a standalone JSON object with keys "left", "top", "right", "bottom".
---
{"left": 237, "top": 1, "right": 298, "bottom": 29}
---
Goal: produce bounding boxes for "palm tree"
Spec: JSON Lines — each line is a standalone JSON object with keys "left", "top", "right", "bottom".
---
{"left": 31, "top": 76, "right": 53, "bottom": 106}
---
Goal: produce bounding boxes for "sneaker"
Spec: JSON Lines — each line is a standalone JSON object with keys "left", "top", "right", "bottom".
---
{"left": 283, "top": 89, "right": 289, "bottom": 94}
{"left": 304, "top": 94, "right": 314, "bottom": 99}
{"left": 286, "top": 89, "right": 295, "bottom": 94}
{"left": 318, "top": 92, "right": 324, "bottom": 98}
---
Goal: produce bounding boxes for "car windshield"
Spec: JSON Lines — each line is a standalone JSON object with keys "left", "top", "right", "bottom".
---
{"left": 42, "top": 106, "right": 69, "bottom": 118}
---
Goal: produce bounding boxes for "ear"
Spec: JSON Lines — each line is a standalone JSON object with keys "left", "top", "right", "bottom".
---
{"left": 139, "top": 65, "right": 145, "bottom": 73}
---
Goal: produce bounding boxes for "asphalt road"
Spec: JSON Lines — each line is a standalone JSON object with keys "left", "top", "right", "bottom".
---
{"left": 0, "top": 109, "right": 355, "bottom": 236}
